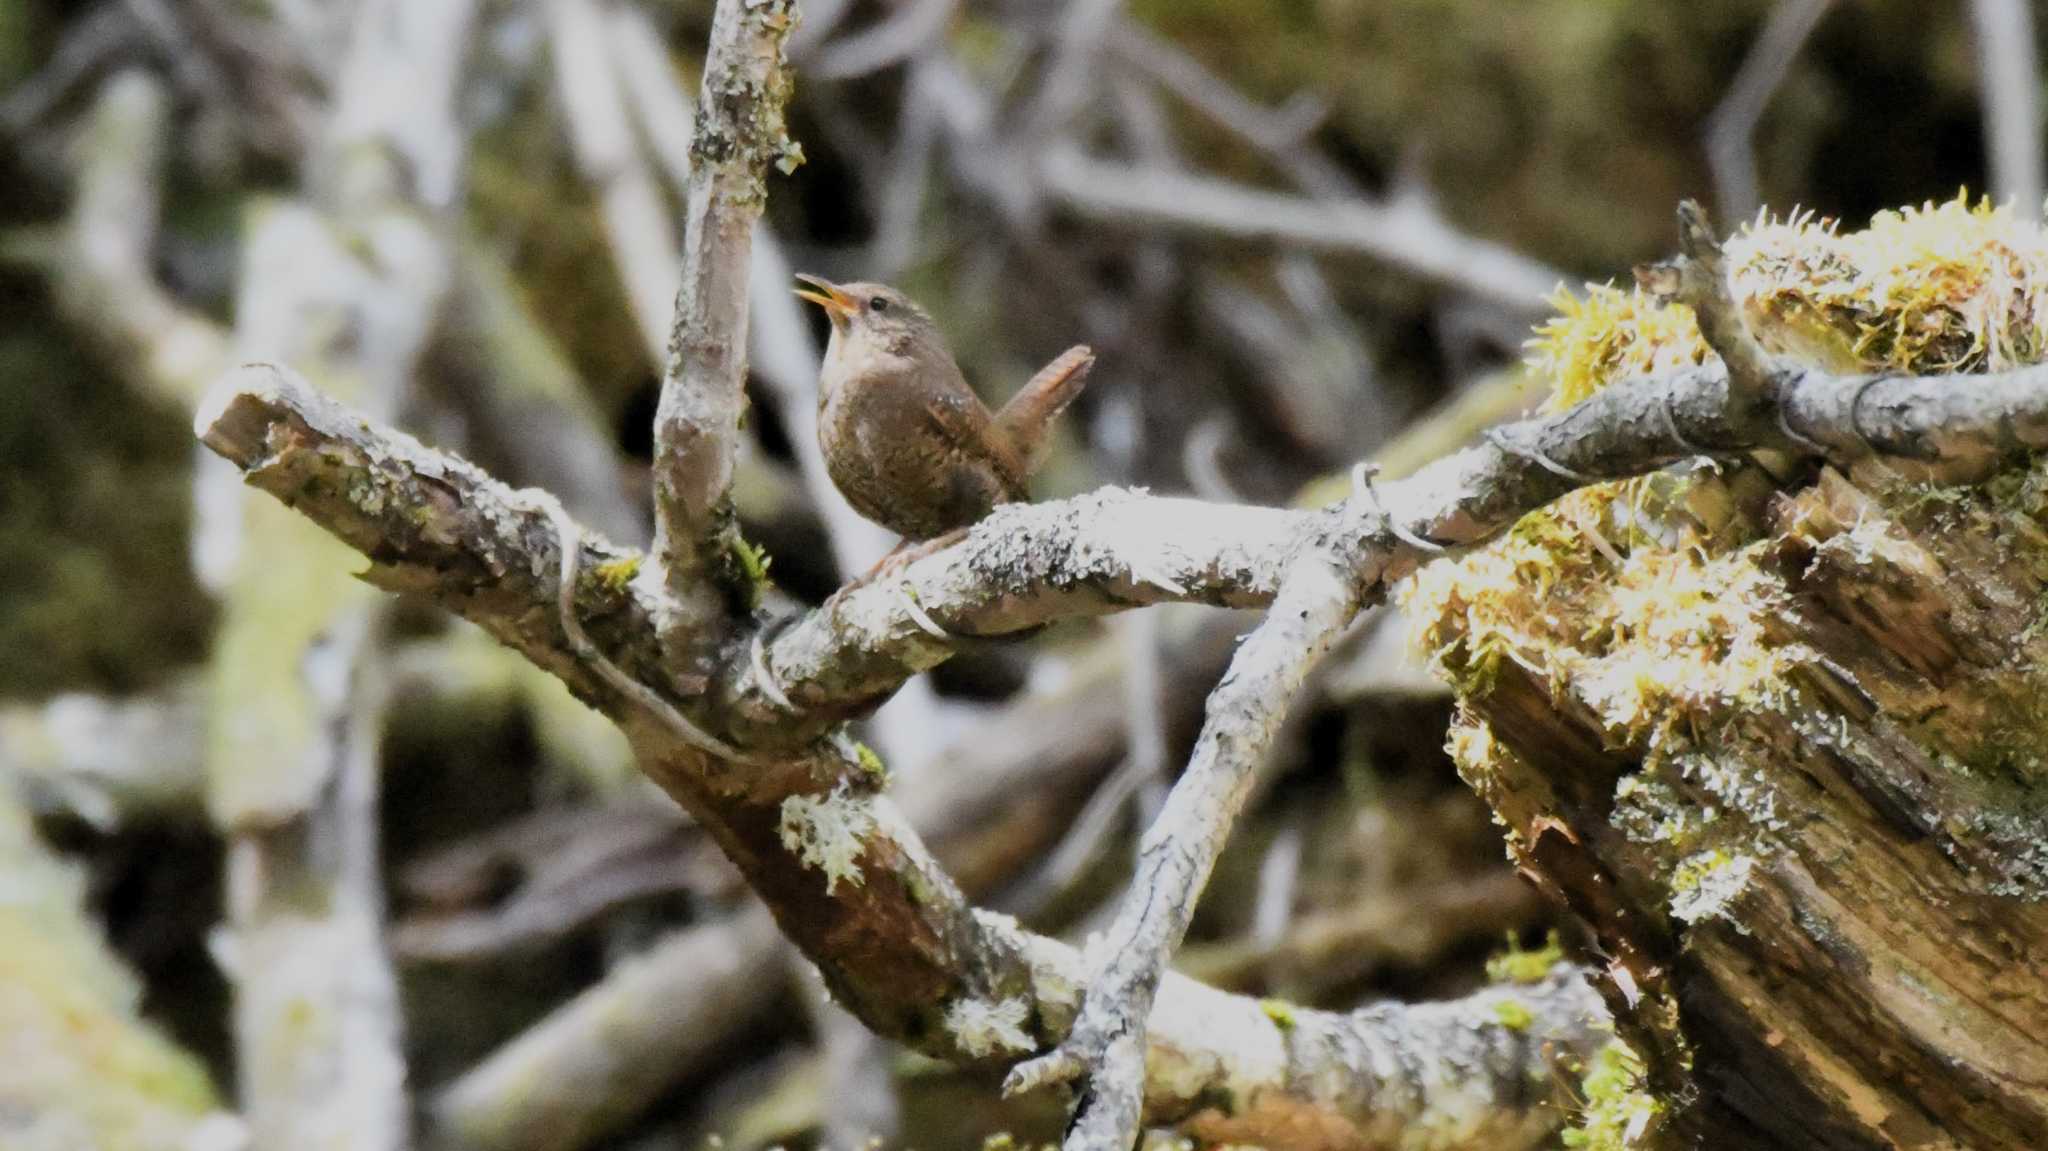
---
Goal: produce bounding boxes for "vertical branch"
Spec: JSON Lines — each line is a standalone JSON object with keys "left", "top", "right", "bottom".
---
{"left": 650, "top": 0, "right": 801, "bottom": 636}
{"left": 1970, "top": 0, "right": 2045, "bottom": 220}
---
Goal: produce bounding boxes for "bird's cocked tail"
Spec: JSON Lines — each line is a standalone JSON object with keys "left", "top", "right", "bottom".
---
{"left": 994, "top": 345, "right": 1095, "bottom": 474}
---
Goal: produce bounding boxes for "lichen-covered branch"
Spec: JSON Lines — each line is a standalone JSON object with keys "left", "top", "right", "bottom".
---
{"left": 199, "top": 363, "right": 1609, "bottom": 1148}
{"left": 197, "top": 365, "right": 1309, "bottom": 755}
{"left": 649, "top": 0, "right": 799, "bottom": 636}
{"left": 1004, "top": 543, "right": 1372, "bottom": 1147}
{"left": 201, "top": 276, "right": 2048, "bottom": 1149}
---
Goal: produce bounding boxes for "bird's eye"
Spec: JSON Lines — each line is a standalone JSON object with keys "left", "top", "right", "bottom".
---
{"left": 869, "top": 296, "right": 890, "bottom": 313}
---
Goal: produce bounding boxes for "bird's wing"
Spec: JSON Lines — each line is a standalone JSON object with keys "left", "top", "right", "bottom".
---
{"left": 921, "top": 387, "right": 1027, "bottom": 497}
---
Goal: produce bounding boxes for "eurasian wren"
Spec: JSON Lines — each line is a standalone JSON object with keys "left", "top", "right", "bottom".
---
{"left": 794, "top": 274, "right": 1094, "bottom": 542}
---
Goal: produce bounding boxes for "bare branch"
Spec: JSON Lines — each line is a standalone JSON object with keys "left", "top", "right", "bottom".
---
{"left": 432, "top": 909, "right": 789, "bottom": 1151}
{"left": 1024, "top": 0, "right": 1126, "bottom": 141}
{"left": 1107, "top": 20, "right": 1353, "bottom": 199}
{"left": 1970, "top": 0, "right": 2046, "bottom": 220}
{"left": 1039, "top": 144, "right": 1562, "bottom": 313}
{"left": 57, "top": 71, "right": 231, "bottom": 410}
{"left": 549, "top": 0, "right": 680, "bottom": 366}
{"left": 1703, "top": 0, "right": 1835, "bottom": 222}
{"left": 808, "top": 0, "right": 960, "bottom": 80}
{"left": 650, "top": 0, "right": 799, "bottom": 632}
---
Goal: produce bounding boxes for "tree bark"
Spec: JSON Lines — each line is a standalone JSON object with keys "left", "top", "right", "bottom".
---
{"left": 1426, "top": 459, "right": 2048, "bottom": 1148}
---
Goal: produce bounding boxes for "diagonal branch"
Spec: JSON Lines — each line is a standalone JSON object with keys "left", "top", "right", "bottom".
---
{"left": 650, "top": 0, "right": 800, "bottom": 639}
{"left": 1703, "top": 0, "right": 1835, "bottom": 223}
{"left": 1004, "top": 542, "right": 1373, "bottom": 1146}
{"left": 1038, "top": 144, "right": 1562, "bottom": 313}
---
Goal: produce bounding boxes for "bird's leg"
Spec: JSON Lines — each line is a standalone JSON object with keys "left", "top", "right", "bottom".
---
{"left": 822, "top": 527, "right": 972, "bottom": 609}
{"left": 866, "top": 528, "right": 967, "bottom": 581}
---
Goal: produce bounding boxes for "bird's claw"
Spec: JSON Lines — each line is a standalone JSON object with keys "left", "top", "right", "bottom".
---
{"left": 1002, "top": 1042, "right": 1089, "bottom": 1099}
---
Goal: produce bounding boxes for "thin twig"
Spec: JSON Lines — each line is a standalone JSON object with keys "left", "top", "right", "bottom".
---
{"left": 432, "top": 909, "right": 789, "bottom": 1151}
{"left": 1107, "top": 19, "right": 1352, "bottom": 200}
{"left": 808, "top": 0, "right": 960, "bottom": 80}
{"left": 1003, "top": 546, "right": 1366, "bottom": 1149}
{"left": 548, "top": 0, "right": 680, "bottom": 365}
{"left": 1703, "top": 0, "right": 1835, "bottom": 222}
{"left": 1039, "top": 144, "right": 1562, "bottom": 313}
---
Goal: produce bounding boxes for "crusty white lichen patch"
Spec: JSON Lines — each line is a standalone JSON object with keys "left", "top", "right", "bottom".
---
{"left": 1668, "top": 849, "right": 1755, "bottom": 929}
{"left": 944, "top": 995, "right": 1034, "bottom": 1058}
{"left": 778, "top": 782, "right": 874, "bottom": 894}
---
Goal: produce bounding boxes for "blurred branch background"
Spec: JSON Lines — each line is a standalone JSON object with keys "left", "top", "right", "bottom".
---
{"left": 0, "top": 1, "right": 2037, "bottom": 1148}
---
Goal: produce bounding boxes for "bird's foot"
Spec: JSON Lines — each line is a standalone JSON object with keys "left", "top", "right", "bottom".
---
{"left": 1003, "top": 984, "right": 1149, "bottom": 1151}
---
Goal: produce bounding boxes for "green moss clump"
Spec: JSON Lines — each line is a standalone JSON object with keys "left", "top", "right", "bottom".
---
{"left": 1258, "top": 998, "right": 1297, "bottom": 1031}
{"left": 593, "top": 555, "right": 641, "bottom": 593}
{"left": 852, "top": 740, "right": 889, "bottom": 787}
{"left": 1560, "top": 1040, "right": 1665, "bottom": 1150}
{"left": 1492, "top": 998, "right": 1534, "bottom": 1031}
{"left": 725, "top": 531, "right": 774, "bottom": 610}
{"left": 1486, "top": 930, "right": 1564, "bottom": 984}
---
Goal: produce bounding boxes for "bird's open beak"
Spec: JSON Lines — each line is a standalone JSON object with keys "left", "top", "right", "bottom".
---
{"left": 794, "top": 273, "right": 857, "bottom": 330}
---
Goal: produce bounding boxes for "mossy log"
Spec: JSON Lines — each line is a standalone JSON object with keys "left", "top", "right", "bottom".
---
{"left": 1418, "top": 456, "right": 2048, "bottom": 1148}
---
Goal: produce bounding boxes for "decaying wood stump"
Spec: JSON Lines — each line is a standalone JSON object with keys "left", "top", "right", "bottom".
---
{"left": 1413, "top": 454, "right": 2048, "bottom": 1148}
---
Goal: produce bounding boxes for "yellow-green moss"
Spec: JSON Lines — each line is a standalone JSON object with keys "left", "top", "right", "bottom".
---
{"left": 726, "top": 531, "right": 774, "bottom": 611}
{"left": 1527, "top": 285, "right": 1710, "bottom": 410}
{"left": 1486, "top": 930, "right": 1564, "bottom": 984}
{"left": 1492, "top": 998, "right": 1534, "bottom": 1031}
{"left": 1259, "top": 998, "right": 1298, "bottom": 1031}
{"left": 852, "top": 739, "right": 889, "bottom": 786}
{"left": 1529, "top": 192, "right": 2048, "bottom": 412}
{"left": 1731, "top": 194, "right": 2048, "bottom": 374}
{"left": 1560, "top": 1040, "right": 1665, "bottom": 1150}
{"left": 1413, "top": 195, "right": 2039, "bottom": 741}
{"left": 593, "top": 555, "right": 642, "bottom": 594}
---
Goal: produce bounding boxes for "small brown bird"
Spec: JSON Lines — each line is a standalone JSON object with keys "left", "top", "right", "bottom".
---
{"left": 794, "top": 274, "right": 1094, "bottom": 548}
